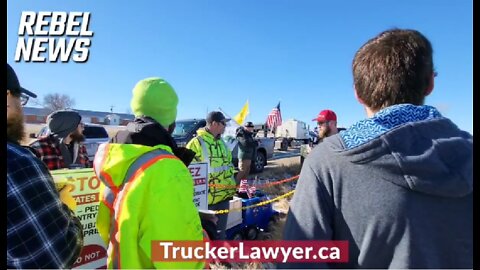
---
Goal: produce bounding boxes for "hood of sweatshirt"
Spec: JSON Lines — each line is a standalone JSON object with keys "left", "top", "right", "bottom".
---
{"left": 333, "top": 104, "right": 473, "bottom": 198}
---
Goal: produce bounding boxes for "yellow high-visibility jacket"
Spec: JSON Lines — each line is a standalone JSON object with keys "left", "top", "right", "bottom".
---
{"left": 186, "top": 128, "right": 236, "bottom": 205}
{"left": 94, "top": 143, "right": 204, "bottom": 269}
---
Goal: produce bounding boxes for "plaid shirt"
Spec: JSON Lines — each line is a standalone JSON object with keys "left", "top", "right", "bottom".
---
{"left": 7, "top": 142, "right": 83, "bottom": 269}
{"left": 29, "top": 135, "right": 92, "bottom": 170}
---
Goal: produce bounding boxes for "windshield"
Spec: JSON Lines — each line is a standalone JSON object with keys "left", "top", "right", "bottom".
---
{"left": 172, "top": 120, "right": 199, "bottom": 137}
{"left": 83, "top": 126, "right": 109, "bottom": 139}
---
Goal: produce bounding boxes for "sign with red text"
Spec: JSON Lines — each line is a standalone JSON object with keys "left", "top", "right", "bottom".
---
{"left": 51, "top": 168, "right": 106, "bottom": 269}
{"left": 188, "top": 162, "right": 209, "bottom": 210}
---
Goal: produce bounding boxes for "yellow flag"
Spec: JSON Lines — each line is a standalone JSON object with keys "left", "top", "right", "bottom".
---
{"left": 233, "top": 100, "right": 249, "bottom": 125}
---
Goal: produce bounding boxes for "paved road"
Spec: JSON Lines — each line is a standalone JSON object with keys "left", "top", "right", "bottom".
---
{"left": 264, "top": 147, "right": 302, "bottom": 170}
{"left": 270, "top": 147, "right": 300, "bottom": 160}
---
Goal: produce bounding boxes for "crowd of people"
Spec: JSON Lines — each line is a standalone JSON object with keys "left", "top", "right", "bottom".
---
{"left": 7, "top": 27, "right": 472, "bottom": 269}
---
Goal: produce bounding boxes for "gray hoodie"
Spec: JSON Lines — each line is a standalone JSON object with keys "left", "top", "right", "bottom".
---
{"left": 281, "top": 105, "right": 473, "bottom": 269}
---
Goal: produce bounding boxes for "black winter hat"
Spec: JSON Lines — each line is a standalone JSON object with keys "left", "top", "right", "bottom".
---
{"left": 47, "top": 110, "right": 82, "bottom": 139}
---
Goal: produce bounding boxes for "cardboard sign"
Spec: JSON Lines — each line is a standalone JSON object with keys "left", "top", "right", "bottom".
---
{"left": 188, "top": 162, "right": 209, "bottom": 210}
{"left": 51, "top": 162, "right": 209, "bottom": 268}
{"left": 51, "top": 168, "right": 107, "bottom": 269}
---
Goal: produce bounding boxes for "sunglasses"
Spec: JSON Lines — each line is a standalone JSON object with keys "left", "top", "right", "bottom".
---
{"left": 9, "top": 89, "right": 29, "bottom": 106}
{"left": 20, "top": 94, "right": 29, "bottom": 106}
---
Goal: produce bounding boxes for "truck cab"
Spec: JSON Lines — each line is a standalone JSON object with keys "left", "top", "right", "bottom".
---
{"left": 275, "top": 119, "right": 311, "bottom": 146}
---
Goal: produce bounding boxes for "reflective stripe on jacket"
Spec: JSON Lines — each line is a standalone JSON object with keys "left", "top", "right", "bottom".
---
{"left": 94, "top": 143, "right": 204, "bottom": 269}
{"left": 186, "top": 128, "right": 236, "bottom": 205}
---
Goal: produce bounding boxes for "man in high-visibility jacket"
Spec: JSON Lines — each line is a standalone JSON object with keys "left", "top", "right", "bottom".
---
{"left": 94, "top": 77, "right": 204, "bottom": 269}
{"left": 186, "top": 111, "right": 236, "bottom": 240}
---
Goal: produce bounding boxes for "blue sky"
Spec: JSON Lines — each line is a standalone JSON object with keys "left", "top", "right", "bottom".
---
{"left": 7, "top": 0, "right": 473, "bottom": 134}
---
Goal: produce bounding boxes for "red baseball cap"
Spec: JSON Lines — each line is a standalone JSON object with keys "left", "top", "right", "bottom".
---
{"left": 312, "top": 109, "right": 337, "bottom": 122}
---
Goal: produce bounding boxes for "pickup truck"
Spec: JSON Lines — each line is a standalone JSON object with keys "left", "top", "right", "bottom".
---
{"left": 173, "top": 119, "right": 275, "bottom": 173}
{"left": 30, "top": 123, "right": 110, "bottom": 160}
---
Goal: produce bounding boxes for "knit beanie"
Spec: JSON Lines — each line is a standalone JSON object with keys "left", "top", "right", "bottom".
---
{"left": 47, "top": 110, "right": 82, "bottom": 139}
{"left": 130, "top": 77, "right": 178, "bottom": 127}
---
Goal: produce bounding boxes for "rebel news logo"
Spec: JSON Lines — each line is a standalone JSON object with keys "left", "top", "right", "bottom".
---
{"left": 14, "top": 11, "right": 93, "bottom": 63}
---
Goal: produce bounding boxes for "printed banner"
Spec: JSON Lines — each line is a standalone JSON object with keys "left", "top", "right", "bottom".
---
{"left": 51, "top": 168, "right": 106, "bottom": 269}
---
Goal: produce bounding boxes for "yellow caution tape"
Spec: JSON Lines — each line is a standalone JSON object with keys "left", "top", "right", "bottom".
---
{"left": 209, "top": 175, "right": 299, "bottom": 189}
{"left": 213, "top": 190, "right": 295, "bottom": 215}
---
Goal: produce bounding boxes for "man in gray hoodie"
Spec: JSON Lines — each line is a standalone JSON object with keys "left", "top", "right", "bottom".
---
{"left": 281, "top": 28, "right": 473, "bottom": 269}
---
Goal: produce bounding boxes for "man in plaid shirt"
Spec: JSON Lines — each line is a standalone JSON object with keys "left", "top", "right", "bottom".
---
{"left": 30, "top": 110, "right": 92, "bottom": 170}
{"left": 7, "top": 63, "right": 83, "bottom": 269}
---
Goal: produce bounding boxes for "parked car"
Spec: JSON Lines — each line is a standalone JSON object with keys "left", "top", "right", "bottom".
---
{"left": 173, "top": 119, "right": 275, "bottom": 173}
{"left": 30, "top": 123, "right": 110, "bottom": 160}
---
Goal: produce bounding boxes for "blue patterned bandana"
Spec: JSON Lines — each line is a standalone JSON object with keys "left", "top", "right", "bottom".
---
{"left": 340, "top": 104, "right": 443, "bottom": 149}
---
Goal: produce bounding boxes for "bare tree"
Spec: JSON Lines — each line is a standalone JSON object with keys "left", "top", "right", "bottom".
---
{"left": 28, "top": 97, "right": 43, "bottom": 107}
{"left": 43, "top": 93, "right": 76, "bottom": 112}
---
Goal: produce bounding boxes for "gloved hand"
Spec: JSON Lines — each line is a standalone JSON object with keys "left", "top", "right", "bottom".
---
{"left": 58, "top": 184, "right": 77, "bottom": 212}
{"left": 175, "top": 147, "right": 197, "bottom": 166}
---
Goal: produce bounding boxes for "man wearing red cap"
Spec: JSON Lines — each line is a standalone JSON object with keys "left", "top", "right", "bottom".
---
{"left": 312, "top": 109, "right": 339, "bottom": 143}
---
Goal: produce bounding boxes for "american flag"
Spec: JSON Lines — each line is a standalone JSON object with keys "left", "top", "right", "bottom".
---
{"left": 248, "top": 185, "right": 257, "bottom": 198}
{"left": 238, "top": 179, "right": 248, "bottom": 193}
{"left": 266, "top": 102, "right": 282, "bottom": 131}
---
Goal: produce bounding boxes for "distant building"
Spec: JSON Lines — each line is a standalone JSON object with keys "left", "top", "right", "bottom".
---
{"left": 105, "top": 114, "right": 121, "bottom": 125}
{"left": 23, "top": 107, "right": 135, "bottom": 126}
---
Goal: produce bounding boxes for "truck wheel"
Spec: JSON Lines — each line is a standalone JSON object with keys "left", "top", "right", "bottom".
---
{"left": 246, "top": 227, "right": 258, "bottom": 240}
{"left": 268, "top": 215, "right": 280, "bottom": 232}
{"left": 252, "top": 151, "right": 266, "bottom": 173}
{"left": 280, "top": 138, "right": 288, "bottom": 151}
{"left": 287, "top": 138, "right": 294, "bottom": 147}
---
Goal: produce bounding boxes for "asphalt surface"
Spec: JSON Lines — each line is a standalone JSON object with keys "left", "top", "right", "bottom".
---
{"left": 270, "top": 147, "right": 300, "bottom": 160}
{"left": 265, "top": 147, "right": 301, "bottom": 169}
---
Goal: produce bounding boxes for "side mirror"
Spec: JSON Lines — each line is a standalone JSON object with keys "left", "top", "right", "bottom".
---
{"left": 29, "top": 133, "right": 37, "bottom": 139}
